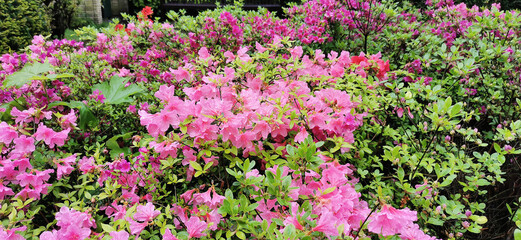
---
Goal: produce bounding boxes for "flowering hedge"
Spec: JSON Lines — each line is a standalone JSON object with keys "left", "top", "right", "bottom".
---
{"left": 0, "top": 0, "right": 521, "bottom": 239}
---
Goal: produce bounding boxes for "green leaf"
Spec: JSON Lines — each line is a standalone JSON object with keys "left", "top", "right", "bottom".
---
{"left": 3, "top": 61, "right": 53, "bottom": 88}
{"left": 427, "top": 217, "right": 444, "bottom": 226}
{"left": 439, "top": 175, "right": 457, "bottom": 187}
{"left": 470, "top": 215, "right": 488, "bottom": 224}
{"left": 101, "top": 224, "right": 116, "bottom": 233}
{"left": 236, "top": 231, "right": 246, "bottom": 239}
{"left": 189, "top": 161, "right": 202, "bottom": 171}
{"left": 449, "top": 103, "right": 462, "bottom": 118}
{"left": 48, "top": 101, "right": 98, "bottom": 130}
{"left": 204, "top": 161, "right": 213, "bottom": 171}
{"left": 514, "top": 229, "right": 521, "bottom": 240}
{"left": 106, "top": 132, "right": 134, "bottom": 150}
{"left": 92, "top": 76, "right": 144, "bottom": 104}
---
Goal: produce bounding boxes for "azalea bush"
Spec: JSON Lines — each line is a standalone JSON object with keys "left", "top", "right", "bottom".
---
{"left": 0, "top": 0, "right": 521, "bottom": 239}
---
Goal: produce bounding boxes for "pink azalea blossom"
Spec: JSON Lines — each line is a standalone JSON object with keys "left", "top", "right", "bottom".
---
{"left": 186, "top": 216, "right": 207, "bottom": 238}
{"left": 134, "top": 202, "right": 160, "bottom": 222}
{"left": 0, "top": 226, "right": 26, "bottom": 240}
{"left": 34, "top": 124, "right": 70, "bottom": 148}
{"left": 54, "top": 154, "right": 77, "bottom": 180}
{"left": 0, "top": 122, "right": 18, "bottom": 144}
{"left": 109, "top": 230, "right": 130, "bottom": 240}
{"left": 163, "top": 228, "right": 180, "bottom": 240}
{"left": 368, "top": 204, "right": 418, "bottom": 236}
{"left": 198, "top": 47, "right": 211, "bottom": 60}
{"left": 12, "top": 135, "right": 35, "bottom": 154}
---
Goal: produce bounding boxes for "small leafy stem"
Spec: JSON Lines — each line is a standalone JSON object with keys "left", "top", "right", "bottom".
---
{"left": 352, "top": 201, "right": 380, "bottom": 240}
{"left": 409, "top": 125, "right": 440, "bottom": 181}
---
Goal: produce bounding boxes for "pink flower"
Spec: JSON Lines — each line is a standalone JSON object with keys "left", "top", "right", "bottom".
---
{"left": 40, "top": 230, "right": 58, "bottom": 240}
{"left": 40, "top": 206, "right": 95, "bottom": 240}
{"left": 134, "top": 202, "right": 160, "bottom": 222}
{"left": 294, "top": 127, "right": 309, "bottom": 143}
{"left": 60, "top": 110, "right": 77, "bottom": 129}
{"left": 396, "top": 107, "right": 404, "bottom": 118}
{"left": 163, "top": 228, "right": 180, "bottom": 240}
{"left": 311, "top": 211, "right": 339, "bottom": 236}
{"left": 0, "top": 122, "right": 18, "bottom": 144}
{"left": 0, "top": 225, "right": 26, "bottom": 240}
{"left": 59, "top": 224, "right": 91, "bottom": 240}
{"left": 186, "top": 216, "right": 207, "bottom": 238}
{"left": 127, "top": 105, "right": 137, "bottom": 113}
{"left": 109, "top": 230, "right": 129, "bottom": 240}
{"left": 129, "top": 219, "right": 148, "bottom": 235}
{"left": 11, "top": 107, "right": 34, "bottom": 124}
{"left": 34, "top": 124, "right": 70, "bottom": 148}
{"left": 90, "top": 89, "right": 106, "bottom": 103}
{"left": 13, "top": 135, "right": 35, "bottom": 154}
{"left": 368, "top": 204, "right": 418, "bottom": 236}
{"left": 54, "top": 154, "right": 77, "bottom": 180}
{"left": 55, "top": 206, "right": 95, "bottom": 229}
{"left": 0, "top": 184, "right": 15, "bottom": 200}
{"left": 255, "top": 42, "right": 267, "bottom": 53}
{"left": 78, "top": 156, "right": 97, "bottom": 173}
{"left": 198, "top": 47, "right": 211, "bottom": 60}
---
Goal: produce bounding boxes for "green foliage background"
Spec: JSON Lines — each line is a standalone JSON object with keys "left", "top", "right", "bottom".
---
{"left": 0, "top": 0, "right": 51, "bottom": 53}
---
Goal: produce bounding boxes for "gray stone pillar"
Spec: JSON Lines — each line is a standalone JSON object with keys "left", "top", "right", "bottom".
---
{"left": 78, "top": 0, "right": 103, "bottom": 24}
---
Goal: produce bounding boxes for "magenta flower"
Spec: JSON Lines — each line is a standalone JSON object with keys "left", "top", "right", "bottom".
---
{"left": 89, "top": 89, "right": 106, "bottom": 103}
{"left": 129, "top": 219, "right": 148, "bottom": 235}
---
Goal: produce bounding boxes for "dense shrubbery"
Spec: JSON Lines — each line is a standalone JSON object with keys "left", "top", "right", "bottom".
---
{"left": 43, "top": 0, "right": 81, "bottom": 38}
{"left": 0, "top": 0, "right": 51, "bottom": 53}
{"left": 0, "top": 0, "right": 521, "bottom": 239}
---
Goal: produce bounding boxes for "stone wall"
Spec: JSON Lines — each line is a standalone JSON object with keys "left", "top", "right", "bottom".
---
{"left": 111, "top": 0, "right": 129, "bottom": 17}
{"left": 77, "top": 0, "right": 103, "bottom": 24}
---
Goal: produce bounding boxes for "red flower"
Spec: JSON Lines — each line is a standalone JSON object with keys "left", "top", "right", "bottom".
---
{"left": 114, "top": 24, "right": 124, "bottom": 31}
{"left": 141, "top": 6, "right": 153, "bottom": 18}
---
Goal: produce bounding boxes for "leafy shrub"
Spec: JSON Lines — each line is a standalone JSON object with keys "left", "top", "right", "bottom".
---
{"left": 43, "top": 0, "right": 81, "bottom": 38}
{"left": 1, "top": 1, "right": 521, "bottom": 239}
{"left": 0, "top": 0, "right": 51, "bottom": 53}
